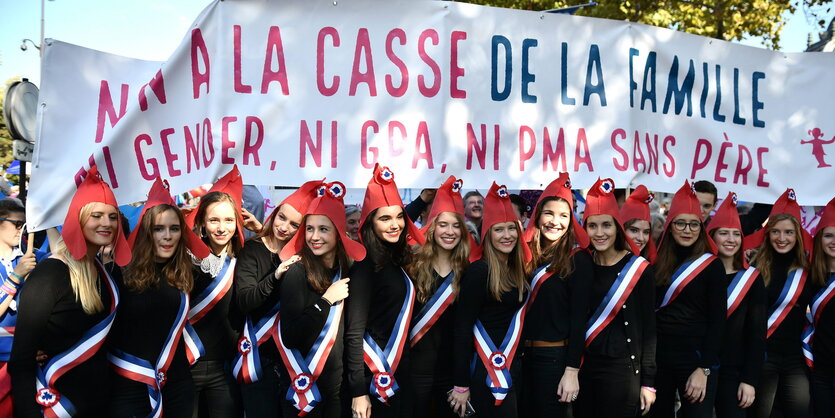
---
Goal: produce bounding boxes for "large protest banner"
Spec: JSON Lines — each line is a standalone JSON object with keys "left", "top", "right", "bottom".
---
{"left": 29, "top": 0, "right": 835, "bottom": 230}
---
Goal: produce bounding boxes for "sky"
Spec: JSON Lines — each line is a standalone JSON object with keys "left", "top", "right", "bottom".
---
{"left": 1, "top": 0, "right": 833, "bottom": 88}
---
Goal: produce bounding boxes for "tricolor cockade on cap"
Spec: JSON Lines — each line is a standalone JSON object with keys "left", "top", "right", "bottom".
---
{"left": 658, "top": 180, "right": 717, "bottom": 254}
{"left": 620, "top": 185, "right": 656, "bottom": 262}
{"left": 584, "top": 178, "right": 640, "bottom": 255}
{"left": 419, "top": 176, "right": 480, "bottom": 262}
{"left": 358, "top": 163, "right": 425, "bottom": 245}
{"left": 483, "top": 182, "right": 532, "bottom": 263}
{"left": 523, "top": 172, "right": 590, "bottom": 248}
{"left": 743, "top": 188, "right": 813, "bottom": 251}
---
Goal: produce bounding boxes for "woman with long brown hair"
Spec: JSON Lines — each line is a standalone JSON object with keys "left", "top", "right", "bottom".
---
{"left": 620, "top": 185, "right": 657, "bottom": 263}
{"left": 807, "top": 197, "right": 835, "bottom": 417}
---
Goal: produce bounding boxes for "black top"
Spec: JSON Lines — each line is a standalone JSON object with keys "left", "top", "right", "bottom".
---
{"left": 655, "top": 250, "right": 726, "bottom": 370}
{"left": 764, "top": 252, "right": 812, "bottom": 359}
{"left": 344, "top": 257, "right": 412, "bottom": 397}
{"left": 810, "top": 272, "right": 835, "bottom": 372}
{"left": 719, "top": 271, "right": 766, "bottom": 385}
{"left": 191, "top": 261, "right": 240, "bottom": 361}
{"left": 404, "top": 196, "right": 429, "bottom": 223}
{"left": 108, "top": 261, "right": 191, "bottom": 385}
{"left": 410, "top": 270, "right": 456, "bottom": 373}
{"left": 453, "top": 259, "right": 526, "bottom": 387}
{"left": 523, "top": 250, "right": 593, "bottom": 369}
{"left": 9, "top": 258, "right": 115, "bottom": 417}
{"left": 588, "top": 254, "right": 657, "bottom": 387}
{"left": 234, "top": 239, "right": 282, "bottom": 361}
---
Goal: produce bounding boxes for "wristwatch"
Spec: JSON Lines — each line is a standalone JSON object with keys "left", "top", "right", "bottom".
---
{"left": 702, "top": 368, "right": 711, "bottom": 376}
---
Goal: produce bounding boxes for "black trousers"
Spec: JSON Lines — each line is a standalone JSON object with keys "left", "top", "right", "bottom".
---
{"left": 240, "top": 358, "right": 284, "bottom": 418}
{"left": 810, "top": 368, "right": 834, "bottom": 418}
{"left": 469, "top": 354, "right": 521, "bottom": 418}
{"left": 108, "top": 376, "right": 196, "bottom": 418}
{"left": 749, "top": 354, "right": 810, "bottom": 418}
{"left": 517, "top": 346, "right": 566, "bottom": 418}
{"left": 191, "top": 360, "right": 242, "bottom": 418}
{"left": 647, "top": 366, "right": 717, "bottom": 418}
{"left": 408, "top": 343, "right": 457, "bottom": 418}
{"left": 713, "top": 367, "right": 749, "bottom": 418}
{"left": 574, "top": 355, "right": 641, "bottom": 418}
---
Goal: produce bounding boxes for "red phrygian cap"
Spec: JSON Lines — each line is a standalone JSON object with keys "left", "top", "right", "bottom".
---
{"left": 584, "top": 178, "right": 641, "bottom": 256}
{"left": 61, "top": 165, "right": 132, "bottom": 266}
{"left": 619, "top": 185, "right": 657, "bottom": 262}
{"left": 707, "top": 192, "right": 750, "bottom": 268}
{"left": 482, "top": 182, "right": 533, "bottom": 263}
{"left": 743, "top": 188, "right": 813, "bottom": 251}
{"left": 358, "top": 164, "right": 425, "bottom": 245}
{"left": 280, "top": 182, "right": 367, "bottom": 262}
{"left": 128, "top": 177, "right": 210, "bottom": 259}
{"left": 186, "top": 165, "right": 245, "bottom": 244}
{"left": 523, "top": 172, "right": 590, "bottom": 249}
{"left": 279, "top": 179, "right": 326, "bottom": 214}
{"left": 658, "top": 180, "right": 718, "bottom": 254}
{"left": 419, "top": 176, "right": 481, "bottom": 262}
{"left": 816, "top": 197, "right": 835, "bottom": 235}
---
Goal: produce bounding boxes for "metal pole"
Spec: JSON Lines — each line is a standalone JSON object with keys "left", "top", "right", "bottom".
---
{"left": 21, "top": 0, "right": 46, "bottom": 204}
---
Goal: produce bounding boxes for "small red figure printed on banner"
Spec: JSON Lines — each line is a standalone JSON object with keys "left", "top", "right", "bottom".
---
{"left": 801, "top": 128, "right": 835, "bottom": 168}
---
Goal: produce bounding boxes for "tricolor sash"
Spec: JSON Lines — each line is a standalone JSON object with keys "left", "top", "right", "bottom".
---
{"left": 362, "top": 269, "right": 415, "bottom": 404}
{"left": 801, "top": 273, "right": 835, "bottom": 368}
{"left": 108, "top": 292, "right": 189, "bottom": 418}
{"left": 409, "top": 272, "right": 454, "bottom": 346}
{"left": 472, "top": 291, "right": 528, "bottom": 406}
{"left": 726, "top": 267, "right": 760, "bottom": 318}
{"left": 657, "top": 253, "right": 716, "bottom": 311}
{"left": 231, "top": 302, "right": 280, "bottom": 384}
{"left": 35, "top": 259, "right": 119, "bottom": 418}
{"left": 527, "top": 263, "right": 553, "bottom": 308}
{"left": 277, "top": 271, "right": 343, "bottom": 416}
{"left": 183, "top": 257, "right": 236, "bottom": 365}
{"left": 767, "top": 268, "right": 808, "bottom": 338}
{"left": 585, "top": 255, "right": 649, "bottom": 347}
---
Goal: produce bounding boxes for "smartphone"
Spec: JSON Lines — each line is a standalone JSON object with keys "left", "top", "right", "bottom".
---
{"left": 445, "top": 389, "right": 476, "bottom": 417}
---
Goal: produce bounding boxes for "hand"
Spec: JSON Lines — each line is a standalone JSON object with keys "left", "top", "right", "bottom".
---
{"left": 640, "top": 387, "right": 656, "bottom": 415}
{"left": 447, "top": 387, "right": 470, "bottom": 417}
{"left": 35, "top": 350, "right": 48, "bottom": 367}
{"left": 274, "top": 255, "right": 301, "bottom": 279}
{"left": 557, "top": 367, "right": 579, "bottom": 402}
{"left": 351, "top": 395, "right": 371, "bottom": 418}
{"left": 241, "top": 208, "right": 263, "bottom": 233}
{"left": 322, "top": 278, "right": 350, "bottom": 304}
{"left": 12, "top": 252, "right": 37, "bottom": 280}
{"left": 737, "top": 382, "right": 755, "bottom": 408}
{"left": 684, "top": 368, "right": 708, "bottom": 404}
{"left": 419, "top": 189, "right": 437, "bottom": 204}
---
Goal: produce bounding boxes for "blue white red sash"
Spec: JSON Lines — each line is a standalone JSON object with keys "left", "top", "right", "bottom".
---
{"left": 108, "top": 291, "right": 189, "bottom": 418}
{"left": 801, "top": 273, "right": 835, "bottom": 368}
{"left": 657, "top": 253, "right": 716, "bottom": 311}
{"left": 726, "top": 267, "right": 760, "bottom": 318}
{"left": 767, "top": 268, "right": 808, "bottom": 338}
{"left": 585, "top": 255, "right": 648, "bottom": 347}
{"left": 409, "top": 272, "right": 454, "bottom": 346}
{"left": 231, "top": 302, "right": 280, "bottom": 384}
{"left": 362, "top": 269, "right": 415, "bottom": 404}
{"left": 183, "top": 257, "right": 236, "bottom": 365}
{"left": 277, "top": 271, "right": 343, "bottom": 416}
{"left": 35, "top": 259, "right": 119, "bottom": 418}
{"left": 527, "top": 263, "right": 553, "bottom": 308}
{"left": 472, "top": 290, "right": 528, "bottom": 406}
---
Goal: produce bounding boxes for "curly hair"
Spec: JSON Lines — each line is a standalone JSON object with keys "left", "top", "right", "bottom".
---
{"left": 124, "top": 205, "right": 194, "bottom": 293}
{"left": 409, "top": 212, "right": 471, "bottom": 303}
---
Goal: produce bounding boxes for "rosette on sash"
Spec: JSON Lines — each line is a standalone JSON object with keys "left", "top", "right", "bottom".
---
{"left": 726, "top": 267, "right": 760, "bottom": 318}
{"left": 585, "top": 255, "right": 648, "bottom": 347}
{"left": 183, "top": 258, "right": 236, "bottom": 364}
{"left": 657, "top": 253, "right": 715, "bottom": 311}
{"left": 232, "top": 302, "right": 280, "bottom": 384}
{"left": 472, "top": 292, "right": 528, "bottom": 406}
{"left": 801, "top": 273, "right": 834, "bottom": 368}
{"left": 409, "top": 272, "right": 454, "bottom": 346}
{"left": 767, "top": 268, "right": 807, "bottom": 338}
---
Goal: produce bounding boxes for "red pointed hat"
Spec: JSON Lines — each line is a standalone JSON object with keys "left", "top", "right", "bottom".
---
{"left": 128, "top": 178, "right": 210, "bottom": 259}
{"left": 358, "top": 163, "right": 425, "bottom": 245}
{"left": 659, "top": 180, "right": 717, "bottom": 254}
{"left": 523, "top": 172, "right": 590, "bottom": 248}
{"left": 707, "top": 192, "right": 750, "bottom": 268}
{"left": 61, "top": 165, "right": 132, "bottom": 266}
{"left": 280, "top": 179, "right": 326, "bottom": 213}
{"left": 482, "top": 182, "right": 532, "bottom": 263}
{"left": 619, "top": 185, "right": 657, "bottom": 262}
{"left": 584, "top": 178, "right": 641, "bottom": 255}
{"left": 743, "top": 188, "right": 813, "bottom": 250}
{"left": 280, "top": 181, "right": 367, "bottom": 262}
{"left": 186, "top": 165, "right": 245, "bottom": 243}
{"left": 816, "top": 197, "right": 835, "bottom": 235}
{"left": 419, "top": 176, "right": 481, "bottom": 262}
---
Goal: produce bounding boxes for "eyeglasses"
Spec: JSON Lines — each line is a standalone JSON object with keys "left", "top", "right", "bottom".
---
{"left": 0, "top": 218, "right": 25, "bottom": 230}
{"left": 671, "top": 220, "right": 702, "bottom": 232}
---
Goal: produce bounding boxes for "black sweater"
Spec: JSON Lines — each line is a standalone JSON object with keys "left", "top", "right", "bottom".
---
{"left": 588, "top": 254, "right": 657, "bottom": 387}
{"left": 810, "top": 272, "right": 835, "bottom": 372}
{"left": 655, "top": 252, "right": 726, "bottom": 370}
{"left": 234, "top": 239, "right": 282, "bottom": 361}
{"left": 411, "top": 270, "right": 456, "bottom": 374}
{"left": 453, "top": 259, "right": 526, "bottom": 387}
{"left": 763, "top": 252, "right": 811, "bottom": 359}
{"left": 523, "top": 250, "right": 593, "bottom": 369}
{"left": 719, "top": 271, "right": 766, "bottom": 385}
{"left": 9, "top": 258, "right": 115, "bottom": 417}
{"left": 190, "top": 260, "right": 240, "bottom": 361}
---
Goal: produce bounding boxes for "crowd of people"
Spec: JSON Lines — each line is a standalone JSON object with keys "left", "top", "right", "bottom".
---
{"left": 0, "top": 163, "right": 832, "bottom": 418}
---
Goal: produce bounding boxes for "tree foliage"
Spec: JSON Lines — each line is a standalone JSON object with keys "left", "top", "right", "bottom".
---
{"left": 456, "top": 0, "right": 833, "bottom": 49}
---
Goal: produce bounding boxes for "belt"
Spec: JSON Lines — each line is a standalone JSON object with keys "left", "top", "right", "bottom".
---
{"left": 524, "top": 339, "right": 568, "bottom": 348}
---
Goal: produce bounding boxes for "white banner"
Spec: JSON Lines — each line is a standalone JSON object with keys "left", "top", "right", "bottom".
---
{"left": 30, "top": 0, "right": 835, "bottom": 230}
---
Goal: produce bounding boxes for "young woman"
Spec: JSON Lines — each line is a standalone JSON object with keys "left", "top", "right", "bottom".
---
{"left": 746, "top": 189, "right": 813, "bottom": 418}
{"left": 620, "top": 185, "right": 657, "bottom": 262}
{"left": 108, "top": 178, "right": 210, "bottom": 417}
{"left": 277, "top": 181, "right": 366, "bottom": 418}
{"left": 345, "top": 164, "right": 425, "bottom": 418}
{"left": 407, "top": 176, "right": 473, "bottom": 418}
{"left": 517, "top": 173, "right": 592, "bottom": 418}
{"left": 648, "top": 180, "right": 725, "bottom": 418}
{"left": 234, "top": 179, "right": 323, "bottom": 416}
{"left": 808, "top": 197, "right": 835, "bottom": 417}
{"left": 575, "top": 178, "right": 657, "bottom": 418}
{"left": 0, "top": 198, "right": 49, "bottom": 415}
{"left": 450, "top": 182, "right": 530, "bottom": 418}
{"left": 10, "top": 166, "right": 131, "bottom": 417}
{"left": 706, "top": 192, "right": 766, "bottom": 418}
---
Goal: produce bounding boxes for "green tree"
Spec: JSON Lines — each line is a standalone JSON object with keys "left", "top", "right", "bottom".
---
{"left": 457, "top": 0, "right": 832, "bottom": 49}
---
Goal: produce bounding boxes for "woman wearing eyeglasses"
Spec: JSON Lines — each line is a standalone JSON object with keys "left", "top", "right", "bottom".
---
{"left": 648, "top": 181, "right": 725, "bottom": 418}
